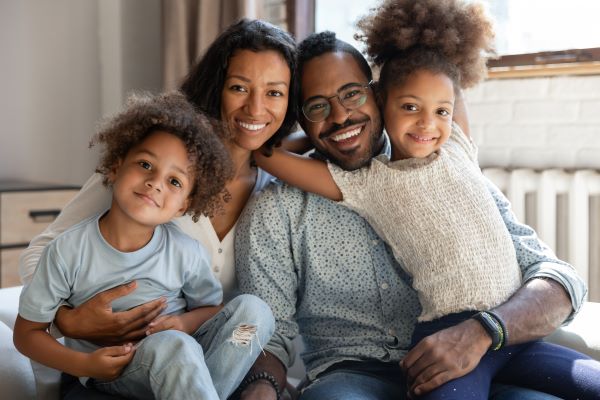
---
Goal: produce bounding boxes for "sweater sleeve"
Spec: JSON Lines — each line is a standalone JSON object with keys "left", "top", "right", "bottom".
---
{"left": 18, "top": 173, "right": 112, "bottom": 284}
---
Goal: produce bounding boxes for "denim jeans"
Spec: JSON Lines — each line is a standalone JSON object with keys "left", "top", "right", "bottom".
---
{"left": 81, "top": 294, "right": 274, "bottom": 400}
{"left": 297, "top": 365, "right": 562, "bottom": 400}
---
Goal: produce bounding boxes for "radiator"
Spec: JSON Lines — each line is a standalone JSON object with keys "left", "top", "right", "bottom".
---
{"left": 482, "top": 168, "right": 600, "bottom": 302}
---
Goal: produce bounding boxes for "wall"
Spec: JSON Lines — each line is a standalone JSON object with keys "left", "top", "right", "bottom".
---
{"left": 466, "top": 74, "right": 600, "bottom": 170}
{"left": 0, "top": 0, "right": 162, "bottom": 186}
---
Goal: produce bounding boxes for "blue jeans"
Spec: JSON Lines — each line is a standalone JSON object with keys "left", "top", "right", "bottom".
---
{"left": 411, "top": 312, "right": 600, "bottom": 400}
{"left": 64, "top": 294, "right": 274, "bottom": 400}
{"left": 297, "top": 367, "right": 561, "bottom": 400}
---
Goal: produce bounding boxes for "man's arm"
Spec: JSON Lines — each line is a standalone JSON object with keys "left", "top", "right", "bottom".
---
{"left": 403, "top": 180, "right": 586, "bottom": 396}
{"left": 235, "top": 184, "right": 301, "bottom": 400}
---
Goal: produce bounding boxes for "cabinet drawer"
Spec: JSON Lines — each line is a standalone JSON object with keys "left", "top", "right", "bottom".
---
{"left": 1, "top": 248, "right": 23, "bottom": 288}
{"left": 1, "top": 190, "right": 78, "bottom": 245}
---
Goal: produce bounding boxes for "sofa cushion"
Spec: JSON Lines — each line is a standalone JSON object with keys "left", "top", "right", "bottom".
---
{"left": 0, "top": 320, "right": 37, "bottom": 399}
{"left": 545, "top": 301, "right": 600, "bottom": 361}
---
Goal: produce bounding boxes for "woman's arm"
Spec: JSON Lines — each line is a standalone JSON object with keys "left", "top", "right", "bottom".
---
{"left": 13, "top": 315, "right": 135, "bottom": 380}
{"left": 19, "top": 173, "right": 111, "bottom": 284}
{"left": 254, "top": 148, "right": 342, "bottom": 201}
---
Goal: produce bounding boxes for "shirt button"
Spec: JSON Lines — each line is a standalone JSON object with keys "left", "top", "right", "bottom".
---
{"left": 217, "top": 248, "right": 223, "bottom": 254}
{"left": 380, "top": 282, "right": 389, "bottom": 290}
{"left": 388, "top": 328, "right": 396, "bottom": 336}
{"left": 371, "top": 239, "right": 379, "bottom": 246}
{"left": 213, "top": 266, "right": 220, "bottom": 273}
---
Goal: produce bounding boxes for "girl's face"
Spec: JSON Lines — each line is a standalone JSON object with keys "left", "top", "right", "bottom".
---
{"left": 220, "top": 49, "right": 291, "bottom": 153}
{"left": 383, "top": 70, "right": 455, "bottom": 161}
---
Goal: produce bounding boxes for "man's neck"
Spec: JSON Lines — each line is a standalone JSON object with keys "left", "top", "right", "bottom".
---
{"left": 99, "top": 206, "right": 156, "bottom": 252}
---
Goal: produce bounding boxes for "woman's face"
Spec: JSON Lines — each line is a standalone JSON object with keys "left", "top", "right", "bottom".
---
{"left": 221, "top": 49, "right": 291, "bottom": 152}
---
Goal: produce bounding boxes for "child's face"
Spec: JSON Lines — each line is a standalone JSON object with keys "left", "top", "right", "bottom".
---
{"left": 383, "top": 70, "right": 455, "bottom": 161}
{"left": 109, "top": 131, "right": 193, "bottom": 227}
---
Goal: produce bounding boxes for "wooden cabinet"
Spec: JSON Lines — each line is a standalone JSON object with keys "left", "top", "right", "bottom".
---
{"left": 0, "top": 180, "right": 79, "bottom": 288}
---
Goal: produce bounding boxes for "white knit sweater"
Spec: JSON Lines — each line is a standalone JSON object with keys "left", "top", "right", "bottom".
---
{"left": 329, "top": 125, "right": 522, "bottom": 321}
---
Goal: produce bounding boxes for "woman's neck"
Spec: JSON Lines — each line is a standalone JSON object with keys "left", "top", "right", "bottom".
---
{"left": 226, "top": 141, "right": 255, "bottom": 180}
{"left": 99, "top": 206, "right": 155, "bottom": 252}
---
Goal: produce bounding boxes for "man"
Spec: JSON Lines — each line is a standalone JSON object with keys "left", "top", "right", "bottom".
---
{"left": 234, "top": 31, "right": 585, "bottom": 400}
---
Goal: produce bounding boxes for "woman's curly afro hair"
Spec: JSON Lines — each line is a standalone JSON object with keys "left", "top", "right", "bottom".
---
{"left": 91, "top": 91, "right": 233, "bottom": 222}
{"left": 356, "top": 0, "right": 496, "bottom": 91}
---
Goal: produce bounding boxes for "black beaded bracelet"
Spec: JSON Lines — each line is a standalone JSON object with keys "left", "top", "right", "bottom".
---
{"left": 235, "top": 371, "right": 281, "bottom": 400}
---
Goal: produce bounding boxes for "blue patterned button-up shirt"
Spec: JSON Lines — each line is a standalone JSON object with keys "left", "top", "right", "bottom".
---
{"left": 235, "top": 141, "right": 586, "bottom": 381}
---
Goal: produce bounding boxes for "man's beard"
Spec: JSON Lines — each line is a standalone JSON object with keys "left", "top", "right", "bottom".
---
{"left": 317, "top": 114, "right": 383, "bottom": 171}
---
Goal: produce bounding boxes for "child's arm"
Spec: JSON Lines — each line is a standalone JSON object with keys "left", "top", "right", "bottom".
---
{"left": 145, "top": 304, "right": 224, "bottom": 335}
{"left": 280, "top": 130, "right": 313, "bottom": 154}
{"left": 254, "top": 148, "right": 342, "bottom": 201}
{"left": 13, "top": 315, "right": 135, "bottom": 381}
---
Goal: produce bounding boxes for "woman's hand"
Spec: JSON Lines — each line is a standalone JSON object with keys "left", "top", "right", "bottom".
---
{"left": 401, "top": 319, "right": 490, "bottom": 396}
{"left": 85, "top": 343, "right": 136, "bottom": 381}
{"left": 55, "top": 281, "right": 166, "bottom": 345}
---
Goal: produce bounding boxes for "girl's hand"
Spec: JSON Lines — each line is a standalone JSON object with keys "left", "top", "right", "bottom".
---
{"left": 145, "top": 315, "right": 185, "bottom": 335}
{"left": 86, "top": 344, "right": 136, "bottom": 381}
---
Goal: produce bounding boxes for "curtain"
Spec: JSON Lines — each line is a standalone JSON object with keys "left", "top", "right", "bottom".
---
{"left": 161, "top": 0, "right": 264, "bottom": 90}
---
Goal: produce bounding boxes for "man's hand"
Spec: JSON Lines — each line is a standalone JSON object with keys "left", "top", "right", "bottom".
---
{"left": 55, "top": 281, "right": 166, "bottom": 345}
{"left": 401, "top": 319, "right": 491, "bottom": 396}
{"left": 85, "top": 343, "right": 136, "bottom": 381}
{"left": 239, "top": 380, "right": 280, "bottom": 400}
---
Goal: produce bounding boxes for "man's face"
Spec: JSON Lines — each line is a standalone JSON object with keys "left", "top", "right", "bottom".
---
{"left": 300, "top": 52, "right": 383, "bottom": 171}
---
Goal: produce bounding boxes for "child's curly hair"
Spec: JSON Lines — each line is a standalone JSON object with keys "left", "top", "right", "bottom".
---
{"left": 356, "top": 0, "right": 496, "bottom": 93}
{"left": 90, "top": 91, "right": 233, "bottom": 222}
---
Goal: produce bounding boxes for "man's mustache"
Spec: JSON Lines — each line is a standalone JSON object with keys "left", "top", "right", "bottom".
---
{"left": 319, "top": 116, "right": 370, "bottom": 140}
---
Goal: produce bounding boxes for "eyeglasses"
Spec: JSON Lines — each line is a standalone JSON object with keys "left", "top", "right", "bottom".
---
{"left": 301, "top": 81, "right": 373, "bottom": 122}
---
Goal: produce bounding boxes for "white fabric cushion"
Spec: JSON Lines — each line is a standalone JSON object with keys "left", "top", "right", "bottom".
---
{"left": 0, "top": 321, "right": 36, "bottom": 399}
{"left": 546, "top": 301, "right": 600, "bottom": 360}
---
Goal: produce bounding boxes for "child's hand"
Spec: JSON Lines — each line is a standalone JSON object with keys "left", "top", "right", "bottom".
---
{"left": 145, "top": 315, "right": 185, "bottom": 335}
{"left": 86, "top": 343, "right": 135, "bottom": 381}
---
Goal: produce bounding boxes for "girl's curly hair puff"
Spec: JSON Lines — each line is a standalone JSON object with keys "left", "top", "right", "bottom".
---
{"left": 356, "top": 0, "right": 496, "bottom": 90}
{"left": 90, "top": 91, "right": 233, "bottom": 222}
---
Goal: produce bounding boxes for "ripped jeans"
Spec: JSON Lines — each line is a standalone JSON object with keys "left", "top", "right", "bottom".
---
{"left": 88, "top": 294, "right": 275, "bottom": 400}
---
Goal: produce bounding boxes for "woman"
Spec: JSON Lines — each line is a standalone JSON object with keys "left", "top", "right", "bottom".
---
{"left": 18, "top": 18, "right": 297, "bottom": 400}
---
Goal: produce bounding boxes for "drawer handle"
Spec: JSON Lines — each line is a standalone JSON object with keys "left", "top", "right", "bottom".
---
{"left": 29, "top": 209, "right": 61, "bottom": 223}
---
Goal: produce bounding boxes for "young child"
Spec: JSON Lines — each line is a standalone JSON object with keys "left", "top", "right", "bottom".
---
{"left": 14, "top": 92, "right": 273, "bottom": 400}
{"left": 254, "top": 0, "right": 600, "bottom": 399}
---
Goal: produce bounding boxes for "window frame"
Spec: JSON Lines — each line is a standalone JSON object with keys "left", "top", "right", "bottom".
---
{"left": 287, "top": 0, "right": 600, "bottom": 79}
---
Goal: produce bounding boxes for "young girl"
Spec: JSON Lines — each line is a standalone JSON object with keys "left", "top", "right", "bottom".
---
{"left": 14, "top": 92, "right": 274, "bottom": 400}
{"left": 254, "top": 0, "right": 600, "bottom": 398}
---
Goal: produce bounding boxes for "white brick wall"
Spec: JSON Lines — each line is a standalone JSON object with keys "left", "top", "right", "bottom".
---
{"left": 465, "top": 75, "right": 600, "bottom": 169}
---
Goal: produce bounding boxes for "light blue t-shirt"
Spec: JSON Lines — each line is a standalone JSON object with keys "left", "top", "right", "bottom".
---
{"left": 19, "top": 212, "right": 223, "bottom": 355}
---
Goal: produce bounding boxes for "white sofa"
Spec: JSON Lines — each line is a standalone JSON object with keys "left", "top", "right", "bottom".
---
{"left": 2, "top": 285, "right": 599, "bottom": 400}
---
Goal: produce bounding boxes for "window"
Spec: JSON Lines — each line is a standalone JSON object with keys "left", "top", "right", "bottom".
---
{"left": 305, "top": 0, "right": 600, "bottom": 77}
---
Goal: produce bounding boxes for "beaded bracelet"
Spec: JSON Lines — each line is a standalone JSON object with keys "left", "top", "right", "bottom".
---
{"left": 235, "top": 371, "right": 281, "bottom": 400}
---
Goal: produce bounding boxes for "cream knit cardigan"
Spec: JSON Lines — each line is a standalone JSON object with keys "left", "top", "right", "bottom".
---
{"left": 329, "top": 125, "right": 522, "bottom": 321}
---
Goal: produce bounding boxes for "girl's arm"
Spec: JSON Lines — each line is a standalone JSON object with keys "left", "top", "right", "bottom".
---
{"left": 13, "top": 315, "right": 135, "bottom": 380}
{"left": 280, "top": 130, "right": 313, "bottom": 154}
{"left": 254, "top": 148, "right": 342, "bottom": 201}
{"left": 145, "top": 305, "right": 224, "bottom": 335}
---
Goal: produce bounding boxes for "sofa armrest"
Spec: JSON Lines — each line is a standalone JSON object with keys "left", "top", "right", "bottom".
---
{"left": 544, "top": 301, "right": 600, "bottom": 361}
